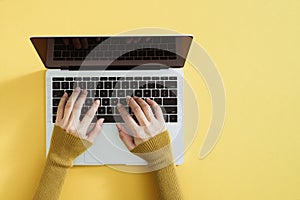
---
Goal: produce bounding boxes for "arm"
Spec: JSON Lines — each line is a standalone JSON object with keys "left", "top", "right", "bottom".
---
{"left": 34, "top": 88, "right": 104, "bottom": 200}
{"left": 116, "top": 96, "right": 184, "bottom": 200}
{"left": 131, "top": 130, "right": 183, "bottom": 200}
{"left": 33, "top": 126, "right": 92, "bottom": 200}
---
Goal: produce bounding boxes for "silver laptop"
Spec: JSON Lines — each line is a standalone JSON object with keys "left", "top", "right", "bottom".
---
{"left": 31, "top": 35, "right": 193, "bottom": 165}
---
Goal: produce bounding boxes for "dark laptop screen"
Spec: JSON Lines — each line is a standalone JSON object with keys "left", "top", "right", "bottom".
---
{"left": 30, "top": 35, "right": 193, "bottom": 69}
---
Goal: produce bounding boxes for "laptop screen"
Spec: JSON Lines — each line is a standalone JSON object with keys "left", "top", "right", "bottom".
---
{"left": 30, "top": 35, "right": 193, "bottom": 69}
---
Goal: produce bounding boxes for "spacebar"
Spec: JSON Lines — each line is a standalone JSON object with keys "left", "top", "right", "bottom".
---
{"left": 97, "top": 115, "right": 124, "bottom": 123}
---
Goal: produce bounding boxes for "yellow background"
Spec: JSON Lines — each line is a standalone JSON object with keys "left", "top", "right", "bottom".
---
{"left": 0, "top": 0, "right": 300, "bottom": 199}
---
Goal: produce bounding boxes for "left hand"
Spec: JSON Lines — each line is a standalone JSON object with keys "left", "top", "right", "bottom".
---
{"left": 55, "top": 87, "right": 104, "bottom": 143}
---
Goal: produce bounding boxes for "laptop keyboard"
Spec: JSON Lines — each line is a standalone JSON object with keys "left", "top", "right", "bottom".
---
{"left": 53, "top": 37, "right": 177, "bottom": 61}
{"left": 51, "top": 76, "right": 178, "bottom": 123}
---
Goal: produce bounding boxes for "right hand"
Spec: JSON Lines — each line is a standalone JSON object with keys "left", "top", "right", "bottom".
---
{"left": 116, "top": 96, "right": 167, "bottom": 151}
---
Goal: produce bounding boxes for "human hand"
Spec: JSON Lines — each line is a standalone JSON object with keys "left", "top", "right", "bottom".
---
{"left": 55, "top": 87, "right": 104, "bottom": 143}
{"left": 116, "top": 96, "right": 167, "bottom": 150}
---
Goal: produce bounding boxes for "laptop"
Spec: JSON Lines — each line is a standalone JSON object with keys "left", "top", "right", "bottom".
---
{"left": 31, "top": 35, "right": 193, "bottom": 165}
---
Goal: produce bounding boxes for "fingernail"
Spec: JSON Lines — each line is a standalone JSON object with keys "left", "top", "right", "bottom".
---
{"left": 97, "top": 118, "right": 104, "bottom": 124}
{"left": 75, "top": 87, "right": 80, "bottom": 91}
{"left": 126, "top": 96, "right": 131, "bottom": 104}
{"left": 117, "top": 103, "right": 122, "bottom": 107}
{"left": 95, "top": 100, "right": 100, "bottom": 105}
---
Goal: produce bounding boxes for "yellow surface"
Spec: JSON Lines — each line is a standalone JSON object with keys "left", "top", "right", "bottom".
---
{"left": 0, "top": 0, "right": 300, "bottom": 199}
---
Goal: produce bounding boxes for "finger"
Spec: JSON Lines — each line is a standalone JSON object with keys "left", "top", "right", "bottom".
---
{"left": 86, "top": 118, "right": 104, "bottom": 143}
{"left": 146, "top": 98, "right": 164, "bottom": 122}
{"left": 72, "top": 90, "right": 88, "bottom": 119}
{"left": 133, "top": 97, "right": 155, "bottom": 121}
{"left": 117, "top": 103, "right": 138, "bottom": 131}
{"left": 72, "top": 38, "right": 82, "bottom": 49}
{"left": 56, "top": 92, "right": 68, "bottom": 121}
{"left": 80, "top": 100, "right": 100, "bottom": 132}
{"left": 62, "top": 38, "right": 69, "bottom": 45}
{"left": 81, "top": 38, "right": 89, "bottom": 49}
{"left": 116, "top": 124, "right": 136, "bottom": 150}
{"left": 126, "top": 96, "right": 149, "bottom": 126}
{"left": 62, "top": 87, "right": 81, "bottom": 122}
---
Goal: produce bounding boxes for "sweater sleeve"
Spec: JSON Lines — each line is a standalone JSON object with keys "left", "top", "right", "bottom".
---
{"left": 33, "top": 125, "right": 92, "bottom": 200}
{"left": 131, "top": 130, "right": 184, "bottom": 200}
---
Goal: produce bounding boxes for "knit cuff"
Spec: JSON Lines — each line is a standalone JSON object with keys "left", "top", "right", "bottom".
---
{"left": 47, "top": 125, "right": 92, "bottom": 168}
{"left": 131, "top": 130, "right": 174, "bottom": 171}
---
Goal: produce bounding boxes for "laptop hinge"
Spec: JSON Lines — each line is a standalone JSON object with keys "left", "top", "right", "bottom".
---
{"left": 60, "top": 65, "right": 172, "bottom": 71}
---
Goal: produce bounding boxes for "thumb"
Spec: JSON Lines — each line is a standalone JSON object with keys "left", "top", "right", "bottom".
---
{"left": 116, "top": 124, "right": 136, "bottom": 151}
{"left": 86, "top": 118, "right": 104, "bottom": 142}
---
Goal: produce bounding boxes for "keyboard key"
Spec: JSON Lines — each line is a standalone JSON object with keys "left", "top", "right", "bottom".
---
{"left": 119, "top": 98, "right": 127, "bottom": 105}
{"left": 163, "top": 107, "right": 177, "bottom": 114}
{"left": 122, "top": 82, "right": 129, "bottom": 89}
{"left": 147, "top": 82, "right": 155, "bottom": 88}
{"left": 170, "top": 115, "right": 177, "bottom": 122}
{"left": 163, "top": 115, "right": 168, "bottom": 122}
{"left": 91, "top": 77, "right": 99, "bottom": 81}
{"left": 169, "top": 76, "right": 177, "bottom": 80}
{"left": 61, "top": 82, "right": 69, "bottom": 89}
{"left": 139, "top": 81, "right": 146, "bottom": 89}
{"left": 87, "top": 82, "right": 94, "bottom": 89}
{"left": 134, "top": 90, "right": 142, "bottom": 97}
{"left": 104, "top": 82, "right": 112, "bottom": 89}
{"left": 163, "top": 98, "right": 177, "bottom": 105}
{"left": 154, "top": 98, "right": 162, "bottom": 105}
{"left": 83, "top": 77, "right": 90, "bottom": 81}
{"left": 109, "top": 77, "right": 116, "bottom": 81}
{"left": 134, "top": 77, "right": 142, "bottom": 80}
{"left": 143, "top": 77, "right": 151, "bottom": 80}
{"left": 52, "top": 82, "right": 60, "bottom": 89}
{"left": 102, "top": 98, "right": 110, "bottom": 106}
{"left": 169, "top": 90, "right": 177, "bottom": 97}
{"left": 52, "top": 107, "right": 57, "bottom": 114}
{"left": 161, "top": 76, "right": 168, "bottom": 80}
{"left": 107, "top": 107, "right": 114, "bottom": 114}
{"left": 66, "top": 90, "right": 73, "bottom": 97}
{"left": 161, "top": 90, "right": 168, "bottom": 97}
{"left": 52, "top": 77, "right": 64, "bottom": 81}
{"left": 126, "top": 90, "right": 134, "bottom": 96}
{"left": 100, "top": 77, "right": 107, "bottom": 81}
{"left": 70, "top": 82, "right": 75, "bottom": 89}
{"left": 117, "top": 90, "right": 125, "bottom": 97}
{"left": 97, "top": 115, "right": 123, "bottom": 123}
{"left": 152, "top": 90, "right": 160, "bottom": 97}
{"left": 85, "top": 98, "right": 93, "bottom": 106}
{"left": 100, "top": 90, "right": 108, "bottom": 97}
{"left": 113, "top": 81, "right": 121, "bottom": 89}
{"left": 165, "top": 81, "right": 177, "bottom": 88}
{"left": 53, "top": 116, "right": 56, "bottom": 123}
{"left": 98, "top": 107, "right": 106, "bottom": 114}
{"left": 130, "top": 81, "right": 138, "bottom": 89}
{"left": 53, "top": 99, "right": 60, "bottom": 106}
{"left": 53, "top": 90, "right": 64, "bottom": 98}
{"left": 79, "top": 82, "right": 86, "bottom": 89}
{"left": 125, "top": 77, "right": 134, "bottom": 80}
{"left": 156, "top": 81, "right": 164, "bottom": 88}
{"left": 96, "top": 82, "right": 103, "bottom": 89}
{"left": 111, "top": 98, "right": 119, "bottom": 106}
{"left": 143, "top": 90, "right": 151, "bottom": 97}
{"left": 109, "top": 90, "right": 117, "bottom": 97}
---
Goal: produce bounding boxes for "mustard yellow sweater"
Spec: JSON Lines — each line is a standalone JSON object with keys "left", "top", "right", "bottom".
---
{"left": 34, "top": 126, "right": 183, "bottom": 200}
